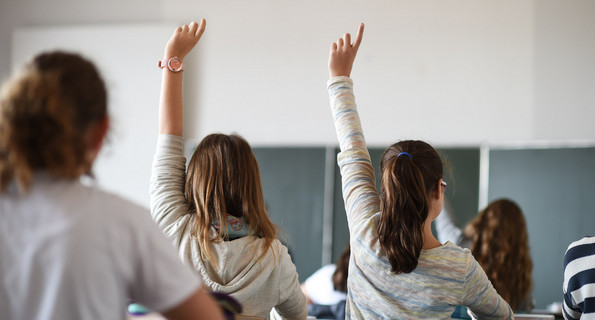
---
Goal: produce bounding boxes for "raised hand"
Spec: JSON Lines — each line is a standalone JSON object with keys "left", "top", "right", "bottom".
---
{"left": 328, "top": 23, "right": 364, "bottom": 78}
{"left": 164, "top": 19, "right": 206, "bottom": 60}
{"left": 159, "top": 19, "right": 206, "bottom": 137}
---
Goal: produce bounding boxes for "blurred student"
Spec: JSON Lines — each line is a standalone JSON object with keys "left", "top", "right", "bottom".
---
{"left": 327, "top": 23, "right": 513, "bottom": 319}
{"left": 563, "top": 236, "right": 595, "bottom": 320}
{"left": 150, "top": 20, "right": 306, "bottom": 320}
{"left": 301, "top": 245, "right": 350, "bottom": 320}
{"left": 436, "top": 198, "right": 534, "bottom": 311}
{"left": 0, "top": 51, "right": 222, "bottom": 320}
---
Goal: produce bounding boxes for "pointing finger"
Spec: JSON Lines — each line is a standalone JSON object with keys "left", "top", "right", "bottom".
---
{"left": 353, "top": 23, "right": 364, "bottom": 51}
{"left": 196, "top": 18, "right": 206, "bottom": 39}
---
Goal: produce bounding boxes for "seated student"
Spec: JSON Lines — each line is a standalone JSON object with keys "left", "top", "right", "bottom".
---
{"left": 563, "top": 236, "right": 595, "bottom": 320}
{"left": 150, "top": 19, "right": 306, "bottom": 320}
{"left": 326, "top": 23, "right": 513, "bottom": 319}
{"left": 301, "top": 245, "right": 350, "bottom": 320}
{"left": 0, "top": 51, "right": 223, "bottom": 320}
{"left": 435, "top": 199, "right": 534, "bottom": 312}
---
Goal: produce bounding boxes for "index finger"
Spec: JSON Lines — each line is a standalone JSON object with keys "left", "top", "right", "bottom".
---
{"left": 195, "top": 18, "right": 206, "bottom": 38}
{"left": 352, "top": 23, "right": 365, "bottom": 51}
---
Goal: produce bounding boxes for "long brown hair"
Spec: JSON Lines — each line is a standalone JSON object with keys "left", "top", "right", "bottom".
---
{"left": 0, "top": 51, "right": 107, "bottom": 192}
{"left": 464, "top": 198, "right": 533, "bottom": 310}
{"left": 377, "top": 140, "right": 443, "bottom": 274}
{"left": 185, "top": 133, "right": 277, "bottom": 266}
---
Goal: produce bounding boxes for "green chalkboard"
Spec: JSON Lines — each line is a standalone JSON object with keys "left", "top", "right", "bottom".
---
{"left": 252, "top": 147, "right": 326, "bottom": 282}
{"left": 488, "top": 147, "right": 595, "bottom": 309}
{"left": 440, "top": 148, "right": 481, "bottom": 227}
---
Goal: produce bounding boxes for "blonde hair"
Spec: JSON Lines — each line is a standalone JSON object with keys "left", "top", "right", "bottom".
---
{"left": 0, "top": 51, "right": 107, "bottom": 192}
{"left": 185, "top": 133, "right": 277, "bottom": 267}
{"left": 464, "top": 198, "right": 533, "bottom": 310}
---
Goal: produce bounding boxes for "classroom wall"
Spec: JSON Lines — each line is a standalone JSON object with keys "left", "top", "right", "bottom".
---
{"left": 3, "top": 0, "right": 595, "bottom": 312}
{"left": 2, "top": 0, "right": 595, "bottom": 146}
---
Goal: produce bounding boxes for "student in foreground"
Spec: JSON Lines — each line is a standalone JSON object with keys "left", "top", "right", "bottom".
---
{"left": 0, "top": 52, "right": 223, "bottom": 320}
{"left": 327, "top": 23, "right": 513, "bottom": 319}
{"left": 151, "top": 19, "right": 307, "bottom": 320}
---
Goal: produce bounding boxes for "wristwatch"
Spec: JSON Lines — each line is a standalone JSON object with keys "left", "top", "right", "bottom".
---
{"left": 158, "top": 57, "right": 184, "bottom": 72}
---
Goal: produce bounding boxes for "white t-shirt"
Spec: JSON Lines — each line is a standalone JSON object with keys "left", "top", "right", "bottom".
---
{"left": 0, "top": 174, "right": 201, "bottom": 320}
{"left": 303, "top": 264, "right": 347, "bottom": 306}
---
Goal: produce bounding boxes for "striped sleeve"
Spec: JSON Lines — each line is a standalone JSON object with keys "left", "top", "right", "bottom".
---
{"left": 463, "top": 257, "right": 514, "bottom": 319}
{"left": 327, "top": 76, "right": 380, "bottom": 235}
{"left": 563, "top": 236, "right": 595, "bottom": 320}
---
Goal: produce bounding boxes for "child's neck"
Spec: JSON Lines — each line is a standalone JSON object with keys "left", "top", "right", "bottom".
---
{"left": 422, "top": 221, "right": 442, "bottom": 249}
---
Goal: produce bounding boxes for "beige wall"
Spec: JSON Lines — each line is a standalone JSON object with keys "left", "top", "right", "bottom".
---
{"left": 2, "top": 0, "right": 594, "bottom": 146}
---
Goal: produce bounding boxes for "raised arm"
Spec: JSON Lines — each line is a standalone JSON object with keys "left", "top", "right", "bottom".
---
{"left": 327, "top": 24, "right": 382, "bottom": 234}
{"left": 434, "top": 203, "right": 464, "bottom": 245}
{"left": 159, "top": 19, "right": 206, "bottom": 136}
{"left": 151, "top": 20, "right": 205, "bottom": 239}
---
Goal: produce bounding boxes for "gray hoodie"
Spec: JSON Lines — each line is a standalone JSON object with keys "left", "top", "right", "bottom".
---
{"left": 150, "top": 134, "right": 307, "bottom": 320}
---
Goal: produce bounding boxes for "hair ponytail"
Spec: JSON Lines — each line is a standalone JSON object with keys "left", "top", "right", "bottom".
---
{"left": 377, "top": 140, "right": 443, "bottom": 274}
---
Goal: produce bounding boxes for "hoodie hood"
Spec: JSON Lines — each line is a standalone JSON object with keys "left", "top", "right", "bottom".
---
{"left": 192, "top": 230, "right": 280, "bottom": 301}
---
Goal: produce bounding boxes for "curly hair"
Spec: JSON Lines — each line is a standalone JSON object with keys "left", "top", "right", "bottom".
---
{"left": 464, "top": 199, "right": 533, "bottom": 310}
{"left": 0, "top": 51, "right": 107, "bottom": 192}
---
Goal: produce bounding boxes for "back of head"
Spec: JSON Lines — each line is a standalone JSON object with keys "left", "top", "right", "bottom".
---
{"left": 377, "top": 140, "right": 443, "bottom": 274}
{"left": 465, "top": 198, "right": 533, "bottom": 310}
{"left": 185, "top": 133, "right": 277, "bottom": 264}
{"left": 0, "top": 51, "right": 107, "bottom": 192}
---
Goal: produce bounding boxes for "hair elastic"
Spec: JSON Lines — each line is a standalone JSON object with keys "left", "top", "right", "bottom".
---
{"left": 397, "top": 152, "right": 412, "bottom": 160}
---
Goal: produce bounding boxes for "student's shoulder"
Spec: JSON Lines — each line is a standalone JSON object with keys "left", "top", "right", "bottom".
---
{"left": 437, "top": 241, "right": 472, "bottom": 256}
{"left": 78, "top": 182, "right": 151, "bottom": 222}
{"left": 564, "top": 236, "right": 595, "bottom": 267}
{"left": 567, "top": 236, "right": 595, "bottom": 251}
{"left": 425, "top": 242, "right": 475, "bottom": 267}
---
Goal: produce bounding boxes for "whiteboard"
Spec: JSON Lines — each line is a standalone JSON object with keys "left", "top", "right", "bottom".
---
{"left": 12, "top": 24, "right": 176, "bottom": 208}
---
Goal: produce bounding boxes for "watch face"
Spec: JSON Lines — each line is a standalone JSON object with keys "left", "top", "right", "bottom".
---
{"left": 168, "top": 57, "right": 183, "bottom": 72}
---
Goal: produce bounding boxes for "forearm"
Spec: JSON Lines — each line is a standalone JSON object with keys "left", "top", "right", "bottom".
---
{"left": 158, "top": 19, "right": 205, "bottom": 136}
{"left": 159, "top": 70, "right": 184, "bottom": 136}
{"left": 328, "top": 76, "right": 365, "bottom": 152}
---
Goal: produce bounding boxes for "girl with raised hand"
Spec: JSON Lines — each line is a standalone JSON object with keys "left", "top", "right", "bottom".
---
{"left": 0, "top": 52, "right": 223, "bottom": 320}
{"left": 327, "top": 23, "right": 513, "bottom": 319}
{"left": 151, "top": 20, "right": 307, "bottom": 320}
